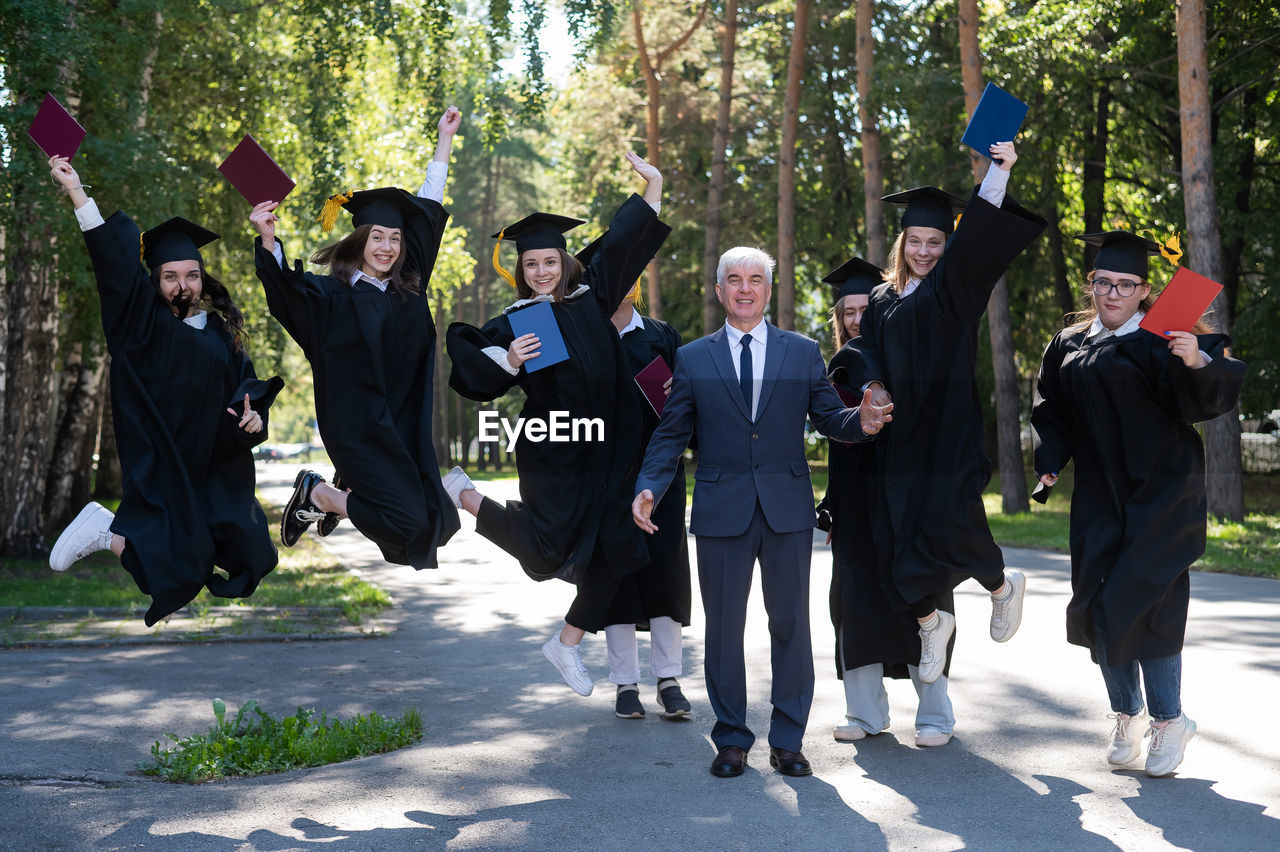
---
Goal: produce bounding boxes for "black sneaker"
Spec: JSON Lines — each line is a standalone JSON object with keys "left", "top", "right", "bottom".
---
{"left": 615, "top": 685, "right": 645, "bottom": 719}
{"left": 657, "top": 678, "right": 692, "bottom": 719}
{"left": 281, "top": 469, "right": 326, "bottom": 547}
{"left": 317, "top": 473, "right": 344, "bottom": 537}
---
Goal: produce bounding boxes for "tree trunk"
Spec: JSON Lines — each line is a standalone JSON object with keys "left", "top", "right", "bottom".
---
{"left": 703, "top": 2, "right": 738, "bottom": 335}
{"left": 43, "top": 339, "right": 108, "bottom": 531}
{"left": 958, "top": 0, "right": 1028, "bottom": 513}
{"left": 1082, "top": 88, "right": 1111, "bottom": 270}
{"left": 632, "top": 0, "right": 709, "bottom": 321}
{"left": 855, "top": 0, "right": 886, "bottom": 266}
{"left": 93, "top": 372, "right": 122, "bottom": 501}
{"left": 1176, "top": 0, "right": 1243, "bottom": 520}
{"left": 775, "top": 0, "right": 811, "bottom": 331}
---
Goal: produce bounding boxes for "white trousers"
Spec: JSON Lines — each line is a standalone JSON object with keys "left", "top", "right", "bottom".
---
{"left": 842, "top": 662, "right": 955, "bottom": 736}
{"left": 604, "top": 617, "right": 683, "bottom": 684}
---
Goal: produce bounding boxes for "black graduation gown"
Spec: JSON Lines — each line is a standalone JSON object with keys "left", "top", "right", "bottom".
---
{"left": 832, "top": 187, "right": 1047, "bottom": 611}
{"left": 446, "top": 194, "right": 671, "bottom": 603}
{"left": 253, "top": 195, "right": 459, "bottom": 570}
{"left": 1031, "top": 327, "right": 1246, "bottom": 663}
{"left": 819, "top": 361, "right": 951, "bottom": 679}
{"left": 607, "top": 315, "right": 692, "bottom": 628}
{"left": 85, "top": 212, "right": 282, "bottom": 626}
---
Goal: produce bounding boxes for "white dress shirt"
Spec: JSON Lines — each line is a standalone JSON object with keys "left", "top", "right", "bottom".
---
{"left": 724, "top": 318, "right": 768, "bottom": 420}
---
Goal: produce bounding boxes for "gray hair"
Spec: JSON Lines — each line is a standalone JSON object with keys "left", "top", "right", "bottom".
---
{"left": 716, "top": 246, "right": 775, "bottom": 285}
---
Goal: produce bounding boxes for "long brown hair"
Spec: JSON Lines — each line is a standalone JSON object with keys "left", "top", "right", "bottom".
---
{"left": 830, "top": 296, "right": 857, "bottom": 350}
{"left": 514, "top": 248, "right": 584, "bottom": 301}
{"left": 1066, "top": 269, "right": 1213, "bottom": 334}
{"left": 310, "top": 224, "right": 419, "bottom": 297}
{"left": 150, "top": 264, "right": 246, "bottom": 354}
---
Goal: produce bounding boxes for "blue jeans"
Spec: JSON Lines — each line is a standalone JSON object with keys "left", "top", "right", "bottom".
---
{"left": 1093, "top": 622, "right": 1182, "bottom": 722}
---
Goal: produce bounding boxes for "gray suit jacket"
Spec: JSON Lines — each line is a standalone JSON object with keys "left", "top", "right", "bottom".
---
{"left": 636, "top": 322, "right": 869, "bottom": 537}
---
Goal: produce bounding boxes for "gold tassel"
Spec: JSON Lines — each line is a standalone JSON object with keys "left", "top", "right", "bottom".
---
{"left": 953, "top": 212, "right": 963, "bottom": 231}
{"left": 1139, "top": 229, "right": 1183, "bottom": 267}
{"left": 491, "top": 229, "right": 516, "bottom": 289}
{"left": 630, "top": 279, "right": 644, "bottom": 310}
{"left": 318, "top": 190, "right": 353, "bottom": 232}
{"left": 139, "top": 232, "right": 145, "bottom": 262}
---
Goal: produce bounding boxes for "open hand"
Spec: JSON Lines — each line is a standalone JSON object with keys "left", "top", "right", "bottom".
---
{"left": 632, "top": 490, "right": 658, "bottom": 534}
{"left": 857, "top": 387, "right": 894, "bottom": 435}
{"left": 625, "top": 151, "right": 662, "bottom": 185}
{"left": 228, "top": 393, "right": 263, "bottom": 434}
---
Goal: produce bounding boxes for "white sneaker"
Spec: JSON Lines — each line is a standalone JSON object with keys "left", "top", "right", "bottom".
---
{"left": 915, "top": 728, "right": 953, "bottom": 748}
{"left": 917, "top": 610, "right": 955, "bottom": 684}
{"left": 833, "top": 720, "right": 887, "bottom": 742}
{"left": 1106, "top": 709, "right": 1149, "bottom": 766}
{"left": 441, "top": 466, "right": 475, "bottom": 509}
{"left": 990, "top": 569, "right": 1026, "bottom": 642}
{"left": 49, "top": 502, "right": 115, "bottom": 572}
{"left": 542, "top": 635, "right": 593, "bottom": 696}
{"left": 1144, "top": 714, "right": 1196, "bottom": 777}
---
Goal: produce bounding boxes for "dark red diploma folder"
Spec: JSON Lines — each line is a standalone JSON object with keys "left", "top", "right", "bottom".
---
{"left": 1139, "top": 267, "right": 1222, "bottom": 337}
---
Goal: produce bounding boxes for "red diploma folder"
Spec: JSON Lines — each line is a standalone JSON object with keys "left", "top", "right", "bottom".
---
{"left": 218, "top": 134, "right": 296, "bottom": 206}
{"left": 634, "top": 355, "right": 674, "bottom": 417}
{"left": 1139, "top": 267, "right": 1222, "bottom": 337}
{"left": 28, "top": 93, "right": 86, "bottom": 159}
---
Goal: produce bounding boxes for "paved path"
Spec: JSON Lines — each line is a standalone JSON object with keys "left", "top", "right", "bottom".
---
{"left": 1, "top": 463, "right": 1277, "bottom": 851}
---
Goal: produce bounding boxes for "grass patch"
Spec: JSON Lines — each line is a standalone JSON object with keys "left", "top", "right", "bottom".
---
{"left": 141, "top": 698, "right": 422, "bottom": 783}
{"left": 0, "top": 494, "right": 390, "bottom": 624}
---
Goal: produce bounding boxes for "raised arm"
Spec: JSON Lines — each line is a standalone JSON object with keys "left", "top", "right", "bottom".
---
{"left": 582, "top": 153, "right": 672, "bottom": 317}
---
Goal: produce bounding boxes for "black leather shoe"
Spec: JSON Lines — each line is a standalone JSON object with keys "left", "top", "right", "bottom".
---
{"left": 281, "top": 470, "right": 325, "bottom": 547}
{"left": 317, "top": 473, "right": 344, "bottom": 537}
{"left": 769, "top": 747, "right": 812, "bottom": 777}
{"left": 710, "top": 745, "right": 747, "bottom": 778}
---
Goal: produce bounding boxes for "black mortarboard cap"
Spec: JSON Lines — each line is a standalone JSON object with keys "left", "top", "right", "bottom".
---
{"left": 822, "top": 256, "right": 883, "bottom": 303}
{"left": 883, "top": 187, "right": 967, "bottom": 234}
{"left": 1075, "top": 231, "right": 1160, "bottom": 278}
{"left": 342, "top": 187, "right": 422, "bottom": 231}
{"left": 142, "top": 217, "right": 219, "bottom": 270}
{"left": 492, "top": 212, "right": 586, "bottom": 254}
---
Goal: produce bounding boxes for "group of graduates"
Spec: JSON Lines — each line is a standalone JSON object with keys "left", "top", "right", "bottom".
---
{"left": 45, "top": 103, "right": 1245, "bottom": 781}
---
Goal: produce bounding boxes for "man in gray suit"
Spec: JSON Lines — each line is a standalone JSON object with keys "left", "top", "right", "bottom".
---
{"left": 632, "top": 246, "right": 892, "bottom": 778}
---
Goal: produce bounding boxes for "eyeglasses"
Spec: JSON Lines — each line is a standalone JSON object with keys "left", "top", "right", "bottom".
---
{"left": 1091, "top": 277, "right": 1142, "bottom": 297}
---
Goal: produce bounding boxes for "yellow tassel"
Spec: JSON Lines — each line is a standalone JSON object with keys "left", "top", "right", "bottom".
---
{"left": 1139, "top": 229, "right": 1183, "bottom": 267}
{"left": 318, "top": 190, "right": 353, "bottom": 232}
{"left": 954, "top": 212, "right": 963, "bottom": 231}
{"left": 630, "top": 279, "right": 645, "bottom": 310}
{"left": 491, "top": 229, "right": 516, "bottom": 289}
{"left": 139, "top": 232, "right": 145, "bottom": 262}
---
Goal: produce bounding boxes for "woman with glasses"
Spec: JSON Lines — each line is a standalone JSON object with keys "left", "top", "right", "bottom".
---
{"left": 1031, "top": 230, "right": 1246, "bottom": 777}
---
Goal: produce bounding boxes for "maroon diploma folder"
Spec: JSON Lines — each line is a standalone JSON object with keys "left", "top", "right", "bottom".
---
{"left": 28, "top": 93, "right": 86, "bottom": 159}
{"left": 635, "top": 356, "right": 674, "bottom": 417}
{"left": 218, "top": 134, "right": 296, "bottom": 206}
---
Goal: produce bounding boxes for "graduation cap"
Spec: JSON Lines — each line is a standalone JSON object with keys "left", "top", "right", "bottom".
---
{"left": 142, "top": 217, "right": 219, "bottom": 270}
{"left": 822, "top": 256, "right": 883, "bottom": 303}
{"left": 491, "top": 212, "right": 586, "bottom": 289}
{"left": 883, "top": 187, "right": 967, "bottom": 234}
{"left": 28, "top": 92, "right": 86, "bottom": 159}
{"left": 1075, "top": 231, "right": 1161, "bottom": 278}
{"left": 319, "top": 186, "right": 421, "bottom": 232}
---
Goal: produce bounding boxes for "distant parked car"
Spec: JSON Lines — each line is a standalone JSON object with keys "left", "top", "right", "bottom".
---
{"left": 253, "top": 446, "right": 283, "bottom": 462}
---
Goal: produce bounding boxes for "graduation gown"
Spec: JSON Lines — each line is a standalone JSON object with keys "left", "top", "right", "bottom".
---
{"left": 1031, "top": 327, "right": 1246, "bottom": 663}
{"left": 253, "top": 195, "right": 459, "bottom": 570}
{"left": 819, "top": 361, "right": 952, "bottom": 679}
{"left": 446, "top": 194, "right": 671, "bottom": 594}
{"left": 832, "top": 187, "right": 1046, "bottom": 610}
{"left": 85, "top": 212, "right": 282, "bottom": 626}
{"left": 611, "top": 315, "right": 692, "bottom": 627}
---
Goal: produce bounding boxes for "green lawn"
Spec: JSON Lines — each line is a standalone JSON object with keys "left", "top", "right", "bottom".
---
{"left": 0, "top": 498, "right": 390, "bottom": 623}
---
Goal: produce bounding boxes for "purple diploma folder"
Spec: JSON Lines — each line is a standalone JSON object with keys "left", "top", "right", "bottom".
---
{"left": 635, "top": 355, "right": 674, "bottom": 416}
{"left": 218, "top": 134, "right": 296, "bottom": 206}
{"left": 28, "top": 93, "right": 86, "bottom": 159}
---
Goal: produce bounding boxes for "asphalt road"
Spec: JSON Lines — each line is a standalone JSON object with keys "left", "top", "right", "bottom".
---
{"left": 1, "top": 463, "right": 1276, "bottom": 851}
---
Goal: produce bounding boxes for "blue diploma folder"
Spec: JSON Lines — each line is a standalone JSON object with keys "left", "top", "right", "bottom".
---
{"left": 507, "top": 300, "right": 569, "bottom": 373}
{"left": 961, "top": 82, "right": 1028, "bottom": 161}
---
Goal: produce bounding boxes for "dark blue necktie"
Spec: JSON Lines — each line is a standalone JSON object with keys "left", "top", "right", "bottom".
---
{"left": 739, "top": 333, "right": 753, "bottom": 416}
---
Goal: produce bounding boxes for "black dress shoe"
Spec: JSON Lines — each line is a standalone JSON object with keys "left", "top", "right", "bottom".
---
{"left": 769, "top": 747, "right": 812, "bottom": 777}
{"left": 281, "top": 470, "right": 325, "bottom": 547}
{"left": 317, "top": 473, "right": 344, "bottom": 537}
{"left": 710, "top": 745, "right": 747, "bottom": 778}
